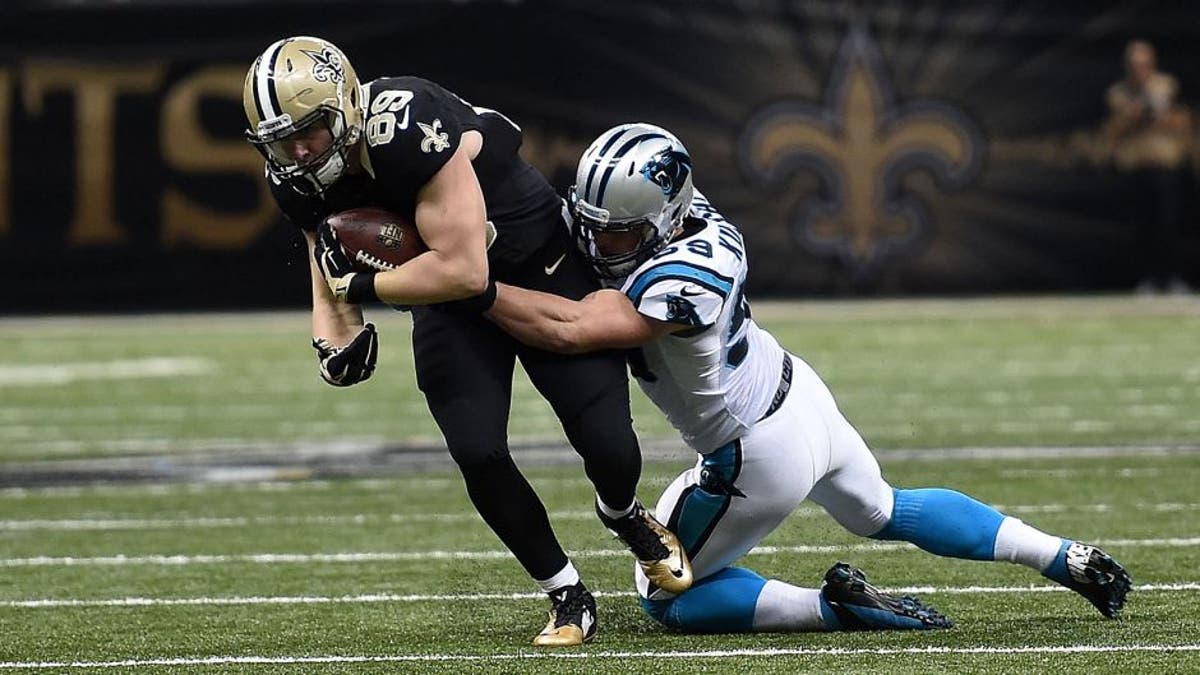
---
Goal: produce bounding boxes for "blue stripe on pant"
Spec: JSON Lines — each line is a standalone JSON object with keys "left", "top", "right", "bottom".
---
{"left": 667, "top": 440, "right": 741, "bottom": 558}
{"left": 645, "top": 441, "right": 760, "bottom": 632}
{"left": 671, "top": 486, "right": 729, "bottom": 555}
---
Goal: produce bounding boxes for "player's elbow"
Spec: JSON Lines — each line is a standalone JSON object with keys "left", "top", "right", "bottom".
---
{"left": 443, "top": 256, "right": 490, "bottom": 298}
{"left": 460, "top": 267, "right": 490, "bottom": 296}
{"left": 547, "top": 323, "right": 592, "bottom": 355}
{"left": 535, "top": 324, "right": 585, "bottom": 355}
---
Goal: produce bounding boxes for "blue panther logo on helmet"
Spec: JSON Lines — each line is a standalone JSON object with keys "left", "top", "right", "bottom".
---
{"left": 640, "top": 148, "right": 692, "bottom": 200}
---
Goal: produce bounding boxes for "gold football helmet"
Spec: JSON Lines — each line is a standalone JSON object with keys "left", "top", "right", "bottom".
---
{"left": 243, "top": 36, "right": 364, "bottom": 195}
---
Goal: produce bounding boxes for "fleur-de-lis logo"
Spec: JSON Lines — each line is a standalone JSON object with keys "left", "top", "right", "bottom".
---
{"left": 739, "top": 23, "right": 984, "bottom": 272}
{"left": 300, "top": 47, "right": 345, "bottom": 85}
{"left": 419, "top": 119, "right": 451, "bottom": 154}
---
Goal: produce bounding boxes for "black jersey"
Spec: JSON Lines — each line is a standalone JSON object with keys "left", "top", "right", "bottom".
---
{"left": 270, "top": 76, "right": 561, "bottom": 271}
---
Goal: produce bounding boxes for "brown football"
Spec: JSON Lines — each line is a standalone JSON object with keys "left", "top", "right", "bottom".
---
{"left": 325, "top": 207, "right": 427, "bottom": 273}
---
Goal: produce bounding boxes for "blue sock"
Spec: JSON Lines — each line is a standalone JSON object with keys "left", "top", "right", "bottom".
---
{"left": 1041, "top": 539, "right": 1075, "bottom": 585}
{"left": 871, "top": 488, "right": 1006, "bottom": 560}
{"left": 640, "top": 567, "right": 767, "bottom": 633}
{"left": 818, "top": 595, "right": 842, "bottom": 630}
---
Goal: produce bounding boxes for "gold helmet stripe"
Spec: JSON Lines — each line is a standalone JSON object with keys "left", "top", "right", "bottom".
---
{"left": 253, "top": 38, "right": 288, "bottom": 122}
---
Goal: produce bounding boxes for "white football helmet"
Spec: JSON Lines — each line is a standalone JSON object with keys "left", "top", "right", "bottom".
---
{"left": 570, "top": 123, "right": 694, "bottom": 279}
{"left": 243, "top": 36, "right": 364, "bottom": 196}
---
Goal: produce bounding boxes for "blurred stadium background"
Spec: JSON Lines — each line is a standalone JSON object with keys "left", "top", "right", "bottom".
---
{"left": 1, "top": 0, "right": 1199, "bottom": 308}
{"left": 1, "top": 1, "right": 1199, "bottom": 671}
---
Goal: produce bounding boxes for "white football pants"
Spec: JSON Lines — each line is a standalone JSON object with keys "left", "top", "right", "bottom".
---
{"left": 636, "top": 353, "right": 896, "bottom": 600}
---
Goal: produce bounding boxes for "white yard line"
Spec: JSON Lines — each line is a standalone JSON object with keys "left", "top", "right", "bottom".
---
{"left": 0, "top": 511, "right": 590, "bottom": 531}
{"left": 889, "top": 582, "right": 1200, "bottom": 594}
{"left": 3, "top": 537, "right": 1197, "bottom": 568}
{"left": 3, "top": 583, "right": 1196, "bottom": 610}
{"left": 999, "top": 467, "right": 1168, "bottom": 479}
{"left": 1, "top": 644, "right": 1198, "bottom": 669}
{"left": 3, "top": 502, "right": 1197, "bottom": 531}
{"left": 0, "top": 358, "right": 214, "bottom": 387}
{"left": 995, "top": 502, "right": 1200, "bottom": 514}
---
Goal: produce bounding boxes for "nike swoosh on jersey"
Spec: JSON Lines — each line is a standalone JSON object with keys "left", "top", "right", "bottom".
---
{"left": 680, "top": 285, "right": 705, "bottom": 297}
{"left": 545, "top": 253, "right": 567, "bottom": 275}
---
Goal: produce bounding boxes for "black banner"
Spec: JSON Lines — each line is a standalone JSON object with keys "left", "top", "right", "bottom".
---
{"left": 2, "top": 1, "right": 1198, "bottom": 311}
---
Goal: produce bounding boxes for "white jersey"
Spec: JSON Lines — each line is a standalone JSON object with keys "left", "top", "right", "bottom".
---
{"left": 619, "top": 193, "right": 786, "bottom": 452}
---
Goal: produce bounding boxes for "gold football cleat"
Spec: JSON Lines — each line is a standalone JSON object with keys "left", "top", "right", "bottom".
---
{"left": 598, "top": 500, "right": 693, "bottom": 595}
{"left": 532, "top": 618, "right": 588, "bottom": 647}
{"left": 636, "top": 512, "right": 693, "bottom": 594}
{"left": 532, "top": 583, "right": 597, "bottom": 647}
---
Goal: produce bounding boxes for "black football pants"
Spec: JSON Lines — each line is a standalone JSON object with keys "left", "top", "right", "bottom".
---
{"left": 411, "top": 229, "right": 642, "bottom": 581}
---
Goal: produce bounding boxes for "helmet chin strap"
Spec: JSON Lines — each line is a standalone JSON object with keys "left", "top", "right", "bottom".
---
{"left": 279, "top": 108, "right": 363, "bottom": 195}
{"left": 314, "top": 152, "right": 346, "bottom": 188}
{"left": 293, "top": 141, "right": 355, "bottom": 195}
{"left": 291, "top": 155, "right": 341, "bottom": 195}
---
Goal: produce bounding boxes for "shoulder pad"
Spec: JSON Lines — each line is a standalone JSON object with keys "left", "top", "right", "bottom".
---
{"left": 622, "top": 258, "right": 732, "bottom": 327}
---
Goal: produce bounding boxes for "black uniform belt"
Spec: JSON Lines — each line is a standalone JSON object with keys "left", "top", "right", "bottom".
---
{"left": 758, "top": 354, "right": 794, "bottom": 422}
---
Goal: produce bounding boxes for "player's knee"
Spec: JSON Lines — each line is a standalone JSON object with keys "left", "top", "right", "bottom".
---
{"left": 452, "top": 448, "right": 516, "bottom": 478}
{"left": 559, "top": 380, "right": 627, "bottom": 426}
{"left": 423, "top": 393, "right": 512, "bottom": 471}
{"left": 560, "top": 385, "right": 639, "bottom": 458}
{"left": 845, "top": 507, "right": 894, "bottom": 538}
{"left": 639, "top": 595, "right": 680, "bottom": 629}
{"left": 828, "top": 496, "right": 894, "bottom": 538}
{"left": 638, "top": 568, "right": 765, "bottom": 633}
{"left": 640, "top": 594, "right": 723, "bottom": 633}
{"left": 815, "top": 476, "right": 895, "bottom": 537}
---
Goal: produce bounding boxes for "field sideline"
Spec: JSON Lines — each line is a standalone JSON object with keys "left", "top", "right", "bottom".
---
{"left": 1, "top": 296, "right": 1198, "bottom": 672}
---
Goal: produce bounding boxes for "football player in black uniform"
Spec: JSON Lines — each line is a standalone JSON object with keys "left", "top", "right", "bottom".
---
{"left": 242, "top": 36, "right": 691, "bottom": 646}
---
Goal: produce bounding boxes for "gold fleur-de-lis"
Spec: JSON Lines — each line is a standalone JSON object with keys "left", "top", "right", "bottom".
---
{"left": 741, "top": 25, "right": 983, "bottom": 270}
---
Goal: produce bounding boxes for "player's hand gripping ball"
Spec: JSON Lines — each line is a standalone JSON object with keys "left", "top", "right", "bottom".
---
{"left": 324, "top": 207, "right": 428, "bottom": 273}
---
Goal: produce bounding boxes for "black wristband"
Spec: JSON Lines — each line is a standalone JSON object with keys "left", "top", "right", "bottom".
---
{"left": 346, "top": 272, "right": 380, "bottom": 304}
{"left": 452, "top": 279, "right": 498, "bottom": 314}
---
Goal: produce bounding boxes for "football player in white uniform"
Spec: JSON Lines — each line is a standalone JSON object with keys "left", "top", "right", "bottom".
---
{"left": 484, "top": 123, "right": 1131, "bottom": 632}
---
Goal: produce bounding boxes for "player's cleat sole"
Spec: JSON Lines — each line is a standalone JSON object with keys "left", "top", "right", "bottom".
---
{"left": 532, "top": 582, "right": 597, "bottom": 647}
{"left": 821, "top": 562, "right": 953, "bottom": 631}
{"left": 1047, "top": 541, "right": 1132, "bottom": 619}
{"left": 597, "top": 500, "right": 693, "bottom": 594}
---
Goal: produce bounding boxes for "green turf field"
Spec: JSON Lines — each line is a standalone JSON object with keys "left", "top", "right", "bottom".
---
{"left": 3, "top": 296, "right": 1199, "bottom": 460}
{"left": 1, "top": 456, "right": 1197, "bottom": 672}
{"left": 1, "top": 296, "right": 1198, "bottom": 671}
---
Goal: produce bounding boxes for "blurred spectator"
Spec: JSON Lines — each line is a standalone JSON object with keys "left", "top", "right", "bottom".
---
{"left": 1104, "top": 39, "right": 1193, "bottom": 294}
